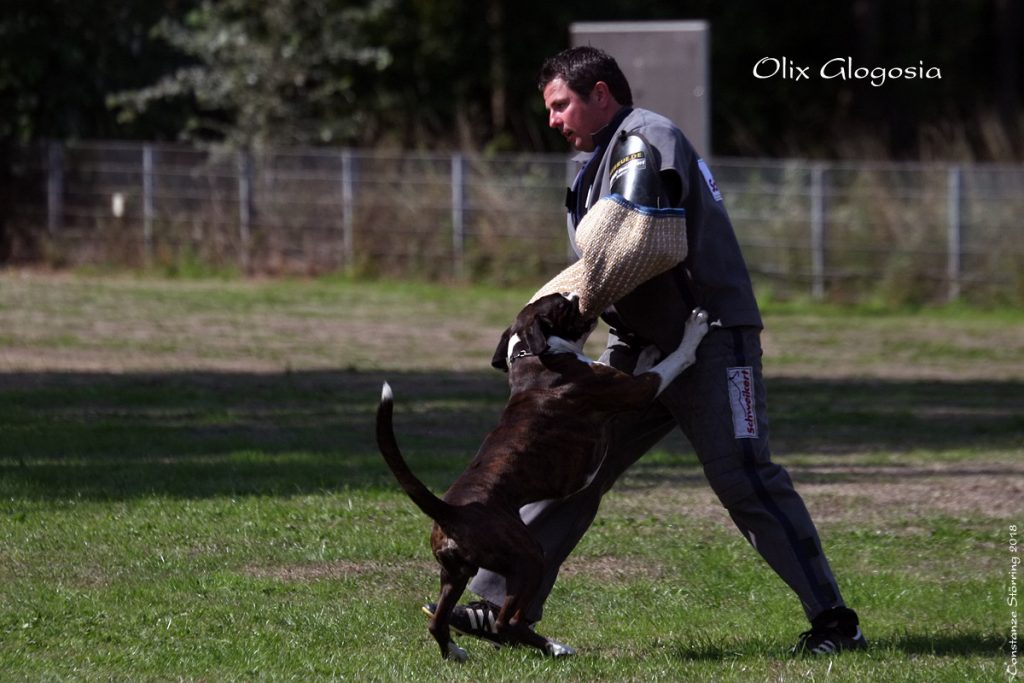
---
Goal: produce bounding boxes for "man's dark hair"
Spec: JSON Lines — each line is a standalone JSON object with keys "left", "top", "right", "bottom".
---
{"left": 537, "top": 46, "right": 633, "bottom": 106}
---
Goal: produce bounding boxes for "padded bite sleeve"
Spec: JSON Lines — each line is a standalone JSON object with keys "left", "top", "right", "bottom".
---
{"left": 531, "top": 194, "right": 687, "bottom": 319}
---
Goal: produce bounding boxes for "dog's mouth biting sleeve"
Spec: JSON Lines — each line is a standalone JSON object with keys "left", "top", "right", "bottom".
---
{"left": 530, "top": 194, "right": 687, "bottom": 319}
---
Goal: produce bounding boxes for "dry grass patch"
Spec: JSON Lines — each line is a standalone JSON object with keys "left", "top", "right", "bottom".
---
{"left": 560, "top": 555, "right": 666, "bottom": 582}
{"left": 606, "top": 460, "right": 1023, "bottom": 527}
{"left": 243, "top": 559, "right": 435, "bottom": 583}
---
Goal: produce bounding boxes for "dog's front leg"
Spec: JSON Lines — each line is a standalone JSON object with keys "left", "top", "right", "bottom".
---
{"left": 633, "top": 344, "right": 662, "bottom": 375}
{"left": 648, "top": 308, "right": 709, "bottom": 396}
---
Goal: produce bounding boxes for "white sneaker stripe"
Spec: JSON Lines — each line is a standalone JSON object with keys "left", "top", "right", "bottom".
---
{"left": 467, "top": 609, "right": 478, "bottom": 630}
{"left": 487, "top": 610, "right": 497, "bottom": 634}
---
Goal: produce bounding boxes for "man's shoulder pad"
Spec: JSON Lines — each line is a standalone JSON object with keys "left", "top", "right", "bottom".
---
{"left": 608, "top": 131, "right": 668, "bottom": 208}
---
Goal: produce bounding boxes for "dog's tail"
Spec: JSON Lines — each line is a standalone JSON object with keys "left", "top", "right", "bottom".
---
{"left": 375, "top": 382, "right": 451, "bottom": 522}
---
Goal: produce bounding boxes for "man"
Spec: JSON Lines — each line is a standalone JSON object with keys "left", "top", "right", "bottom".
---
{"left": 428, "top": 46, "right": 866, "bottom": 657}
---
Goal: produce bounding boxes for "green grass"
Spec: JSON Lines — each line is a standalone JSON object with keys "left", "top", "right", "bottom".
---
{"left": 1, "top": 271, "right": 1022, "bottom": 680}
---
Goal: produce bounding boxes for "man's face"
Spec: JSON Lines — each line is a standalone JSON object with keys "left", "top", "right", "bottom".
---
{"left": 543, "top": 77, "right": 614, "bottom": 153}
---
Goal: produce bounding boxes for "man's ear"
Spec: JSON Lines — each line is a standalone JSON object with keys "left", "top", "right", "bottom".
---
{"left": 491, "top": 327, "right": 511, "bottom": 372}
{"left": 590, "top": 81, "right": 616, "bottom": 109}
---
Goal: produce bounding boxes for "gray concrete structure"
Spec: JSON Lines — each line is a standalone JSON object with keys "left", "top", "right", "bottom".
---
{"left": 570, "top": 21, "right": 711, "bottom": 155}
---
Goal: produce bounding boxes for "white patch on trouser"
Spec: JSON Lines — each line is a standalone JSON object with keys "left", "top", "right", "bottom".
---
{"left": 727, "top": 366, "right": 759, "bottom": 439}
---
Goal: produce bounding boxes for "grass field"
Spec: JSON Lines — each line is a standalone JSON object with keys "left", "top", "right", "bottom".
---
{"left": 1, "top": 270, "right": 1022, "bottom": 681}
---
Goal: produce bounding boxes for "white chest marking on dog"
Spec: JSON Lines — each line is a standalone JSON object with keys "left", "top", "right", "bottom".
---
{"left": 546, "top": 336, "right": 592, "bottom": 364}
{"left": 506, "top": 332, "right": 523, "bottom": 366}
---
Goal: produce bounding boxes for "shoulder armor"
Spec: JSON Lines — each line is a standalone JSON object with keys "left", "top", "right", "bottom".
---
{"left": 608, "top": 131, "right": 668, "bottom": 208}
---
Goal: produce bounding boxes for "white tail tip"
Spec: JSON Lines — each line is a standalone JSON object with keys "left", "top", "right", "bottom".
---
{"left": 381, "top": 381, "right": 393, "bottom": 402}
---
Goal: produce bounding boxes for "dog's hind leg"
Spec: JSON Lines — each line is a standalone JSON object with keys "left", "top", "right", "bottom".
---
{"left": 494, "top": 549, "right": 575, "bottom": 656}
{"left": 496, "top": 566, "right": 545, "bottom": 650}
{"left": 428, "top": 567, "right": 471, "bottom": 662}
{"left": 493, "top": 551, "right": 541, "bottom": 628}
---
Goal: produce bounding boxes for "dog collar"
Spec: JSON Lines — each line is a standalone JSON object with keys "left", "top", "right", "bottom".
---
{"left": 509, "top": 347, "right": 533, "bottom": 363}
{"left": 506, "top": 333, "right": 534, "bottom": 366}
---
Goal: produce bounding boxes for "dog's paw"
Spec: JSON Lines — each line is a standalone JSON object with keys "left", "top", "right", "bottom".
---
{"left": 445, "top": 642, "right": 469, "bottom": 662}
{"left": 634, "top": 344, "right": 662, "bottom": 374}
{"left": 544, "top": 638, "right": 577, "bottom": 657}
{"left": 686, "top": 308, "right": 710, "bottom": 337}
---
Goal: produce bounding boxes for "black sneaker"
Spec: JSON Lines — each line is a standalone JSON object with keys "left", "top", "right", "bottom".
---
{"left": 422, "top": 600, "right": 578, "bottom": 657}
{"left": 792, "top": 606, "right": 868, "bottom": 656}
{"left": 422, "top": 600, "right": 502, "bottom": 645}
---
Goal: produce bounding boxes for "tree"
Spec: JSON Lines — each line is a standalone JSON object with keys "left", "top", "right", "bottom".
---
{"left": 0, "top": 0, "right": 1021, "bottom": 157}
{"left": 0, "top": 0, "right": 197, "bottom": 144}
{"left": 109, "top": 0, "right": 396, "bottom": 148}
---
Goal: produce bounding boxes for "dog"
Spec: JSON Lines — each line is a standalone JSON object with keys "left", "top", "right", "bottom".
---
{"left": 375, "top": 293, "right": 709, "bottom": 660}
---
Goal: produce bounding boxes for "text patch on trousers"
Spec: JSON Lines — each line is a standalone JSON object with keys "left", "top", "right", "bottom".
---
{"left": 727, "top": 366, "right": 759, "bottom": 439}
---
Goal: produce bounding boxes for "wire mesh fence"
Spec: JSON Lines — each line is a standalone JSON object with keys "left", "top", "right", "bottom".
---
{"left": 5, "top": 140, "right": 1023, "bottom": 304}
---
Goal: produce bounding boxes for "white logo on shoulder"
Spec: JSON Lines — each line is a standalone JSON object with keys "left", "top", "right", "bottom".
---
{"left": 698, "top": 158, "right": 723, "bottom": 202}
{"left": 727, "top": 366, "right": 758, "bottom": 439}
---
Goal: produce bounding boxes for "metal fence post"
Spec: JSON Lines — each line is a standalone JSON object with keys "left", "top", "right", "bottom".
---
{"left": 142, "top": 145, "right": 155, "bottom": 263}
{"left": 238, "top": 150, "right": 253, "bottom": 273}
{"left": 46, "top": 142, "right": 64, "bottom": 235}
{"left": 947, "top": 165, "right": 963, "bottom": 302}
{"left": 451, "top": 153, "right": 466, "bottom": 279}
{"left": 341, "top": 150, "right": 355, "bottom": 271}
{"left": 810, "top": 163, "right": 827, "bottom": 300}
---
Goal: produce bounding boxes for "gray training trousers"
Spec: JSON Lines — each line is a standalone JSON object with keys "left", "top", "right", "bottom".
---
{"left": 468, "top": 326, "right": 845, "bottom": 623}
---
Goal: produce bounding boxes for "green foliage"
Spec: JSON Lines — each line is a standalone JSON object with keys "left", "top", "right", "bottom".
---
{"left": 2, "top": 1, "right": 1021, "bottom": 158}
{"left": 109, "top": 0, "right": 395, "bottom": 148}
{"left": 0, "top": 0, "right": 197, "bottom": 143}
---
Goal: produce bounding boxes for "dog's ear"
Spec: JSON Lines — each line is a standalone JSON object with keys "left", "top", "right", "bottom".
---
{"left": 521, "top": 317, "right": 549, "bottom": 356}
{"left": 491, "top": 326, "right": 511, "bottom": 372}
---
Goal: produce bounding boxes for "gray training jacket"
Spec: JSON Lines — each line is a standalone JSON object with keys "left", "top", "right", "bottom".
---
{"left": 567, "top": 107, "right": 763, "bottom": 353}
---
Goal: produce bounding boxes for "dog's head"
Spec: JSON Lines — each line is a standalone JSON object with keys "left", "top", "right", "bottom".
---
{"left": 490, "top": 293, "right": 597, "bottom": 372}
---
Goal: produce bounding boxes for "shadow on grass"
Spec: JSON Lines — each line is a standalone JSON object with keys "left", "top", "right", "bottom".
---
{"left": 1, "top": 369, "right": 1021, "bottom": 501}
{"left": 887, "top": 632, "right": 1009, "bottom": 657}
{"left": 671, "top": 632, "right": 1006, "bottom": 660}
